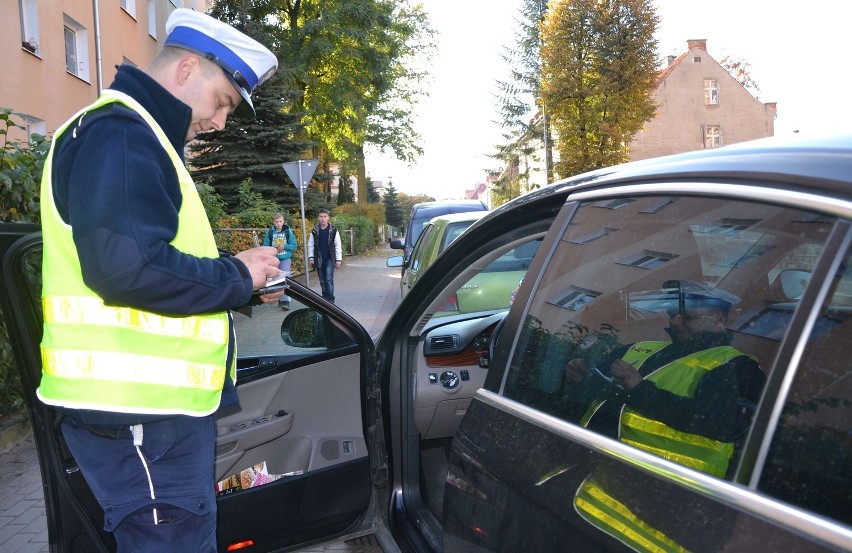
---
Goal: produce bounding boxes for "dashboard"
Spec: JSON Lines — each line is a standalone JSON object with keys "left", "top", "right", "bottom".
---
{"left": 413, "top": 312, "right": 506, "bottom": 439}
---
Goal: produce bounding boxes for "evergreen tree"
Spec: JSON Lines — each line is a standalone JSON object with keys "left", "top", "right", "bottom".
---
{"left": 337, "top": 174, "right": 356, "bottom": 205}
{"left": 491, "top": 0, "right": 550, "bottom": 204}
{"left": 188, "top": 3, "right": 311, "bottom": 213}
{"left": 541, "top": 0, "right": 659, "bottom": 177}
{"left": 366, "top": 177, "right": 381, "bottom": 203}
{"left": 383, "top": 181, "right": 404, "bottom": 228}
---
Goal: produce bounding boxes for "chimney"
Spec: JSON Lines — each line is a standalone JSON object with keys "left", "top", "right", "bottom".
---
{"left": 687, "top": 39, "right": 707, "bottom": 51}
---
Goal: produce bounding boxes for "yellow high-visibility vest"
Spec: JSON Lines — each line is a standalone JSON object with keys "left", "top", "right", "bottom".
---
{"left": 38, "top": 89, "right": 235, "bottom": 416}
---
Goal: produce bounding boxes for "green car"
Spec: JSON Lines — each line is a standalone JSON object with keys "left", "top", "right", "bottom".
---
{"left": 388, "top": 211, "right": 541, "bottom": 316}
{"left": 388, "top": 211, "right": 488, "bottom": 299}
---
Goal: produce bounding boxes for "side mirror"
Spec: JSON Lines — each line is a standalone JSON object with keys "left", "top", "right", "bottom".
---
{"left": 386, "top": 255, "right": 404, "bottom": 268}
{"left": 390, "top": 239, "right": 404, "bottom": 250}
{"left": 280, "top": 308, "right": 326, "bottom": 348}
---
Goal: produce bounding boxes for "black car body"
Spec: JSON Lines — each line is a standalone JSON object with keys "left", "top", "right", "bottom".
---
{"left": 2, "top": 134, "right": 851, "bottom": 552}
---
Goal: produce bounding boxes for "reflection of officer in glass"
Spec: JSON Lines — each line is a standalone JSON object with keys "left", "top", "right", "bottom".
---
{"left": 567, "top": 280, "right": 766, "bottom": 476}
{"left": 567, "top": 280, "right": 766, "bottom": 550}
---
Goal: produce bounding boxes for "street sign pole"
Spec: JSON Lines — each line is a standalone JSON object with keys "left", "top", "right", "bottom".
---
{"left": 282, "top": 160, "right": 318, "bottom": 288}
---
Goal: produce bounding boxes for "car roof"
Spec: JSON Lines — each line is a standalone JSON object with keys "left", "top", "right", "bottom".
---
{"left": 546, "top": 133, "right": 852, "bottom": 200}
{"left": 411, "top": 200, "right": 487, "bottom": 219}
{"left": 428, "top": 210, "right": 490, "bottom": 226}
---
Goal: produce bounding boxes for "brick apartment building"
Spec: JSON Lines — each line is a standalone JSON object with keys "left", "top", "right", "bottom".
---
{"left": 3, "top": 0, "right": 212, "bottom": 143}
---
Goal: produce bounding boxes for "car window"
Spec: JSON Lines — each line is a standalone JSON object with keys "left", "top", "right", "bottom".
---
{"left": 502, "top": 195, "right": 838, "bottom": 482}
{"left": 757, "top": 244, "right": 852, "bottom": 525}
{"left": 409, "top": 224, "right": 434, "bottom": 274}
{"left": 440, "top": 221, "right": 476, "bottom": 252}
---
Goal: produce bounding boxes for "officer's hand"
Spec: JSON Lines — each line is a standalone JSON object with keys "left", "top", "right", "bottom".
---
{"left": 256, "top": 289, "right": 286, "bottom": 304}
{"left": 565, "top": 358, "right": 589, "bottom": 382}
{"left": 235, "top": 247, "right": 280, "bottom": 290}
{"left": 610, "top": 359, "right": 642, "bottom": 390}
{"left": 335, "top": 261, "right": 341, "bottom": 268}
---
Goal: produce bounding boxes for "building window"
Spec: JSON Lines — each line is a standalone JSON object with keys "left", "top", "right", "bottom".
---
{"left": 691, "top": 218, "right": 760, "bottom": 236}
{"left": 121, "top": 0, "right": 137, "bottom": 19}
{"left": 617, "top": 250, "right": 677, "bottom": 270}
{"left": 639, "top": 198, "right": 674, "bottom": 214}
{"left": 147, "top": 0, "right": 156, "bottom": 38}
{"left": 591, "top": 198, "right": 635, "bottom": 210}
{"left": 19, "top": 115, "right": 46, "bottom": 141}
{"left": 548, "top": 287, "right": 601, "bottom": 311}
{"left": 568, "top": 227, "right": 619, "bottom": 245}
{"left": 705, "top": 125, "right": 722, "bottom": 148}
{"left": 704, "top": 79, "right": 719, "bottom": 105}
{"left": 19, "top": 0, "right": 40, "bottom": 55}
{"left": 63, "top": 14, "right": 90, "bottom": 81}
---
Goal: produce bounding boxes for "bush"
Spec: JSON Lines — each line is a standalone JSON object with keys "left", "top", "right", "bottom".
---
{"left": 334, "top": 215, "right": 376, "bottom": 255}
{"left": 0, "top": 108, "right": 46, "bottom": 224}
{"left": 0, "top": 108, "right": 47, "bottom": 415}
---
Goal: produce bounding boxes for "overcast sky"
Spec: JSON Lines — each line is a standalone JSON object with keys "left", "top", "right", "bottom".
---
{"left": 364, "top": 0, "right": 852, "bottom": 199}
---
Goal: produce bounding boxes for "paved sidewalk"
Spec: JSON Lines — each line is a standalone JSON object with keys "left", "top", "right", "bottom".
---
{"left": 0, "top": 247, "right": 400, "bottom": 553}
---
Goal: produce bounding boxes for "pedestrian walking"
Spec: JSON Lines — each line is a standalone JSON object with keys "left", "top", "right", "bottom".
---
{"left": 263, "top": 213, "right": 298, "bottom": 309}
{"left": 307, "top": 208, "right": 343, "bottom": 303}
{"left": 37, "top": 8, "right": 282, "bottom": 552}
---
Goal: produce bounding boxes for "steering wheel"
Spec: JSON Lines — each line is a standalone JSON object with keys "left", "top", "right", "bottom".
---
{"left": 488, "top": 313, "right": 509, "bottom": 365}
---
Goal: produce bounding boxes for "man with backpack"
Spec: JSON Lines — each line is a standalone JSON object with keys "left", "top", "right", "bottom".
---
{"left": 263, "top": 213, "right": 298, "bottom": 309}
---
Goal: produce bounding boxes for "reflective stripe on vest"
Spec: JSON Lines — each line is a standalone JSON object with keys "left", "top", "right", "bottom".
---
{"left": 618, "top": 344, "right": 745, "bottom": 478}
{"left": 38, "top": 89, "right": 234, "bottom": 416}
{"left": 574, "top": 478, "right": 687, "bottom": 553}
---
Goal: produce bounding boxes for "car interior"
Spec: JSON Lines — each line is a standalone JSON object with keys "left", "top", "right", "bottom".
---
{"left": 395, "top": 227, "right": 551, "bottom": 518}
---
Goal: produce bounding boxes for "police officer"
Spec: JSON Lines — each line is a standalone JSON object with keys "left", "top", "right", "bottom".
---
{"left": 39, "top": 9, "right": 281, "bottom": 552}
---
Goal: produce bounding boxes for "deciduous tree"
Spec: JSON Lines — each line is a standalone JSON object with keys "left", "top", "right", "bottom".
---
{"left": 541, "top": 0, "right": 658, "bottom": 177}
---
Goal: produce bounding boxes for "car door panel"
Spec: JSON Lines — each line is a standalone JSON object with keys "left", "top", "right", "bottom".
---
{"left": 0, "top": 228, "right": 374, "bottom": 553}
{"left": 450, "top": 389, "right": 850, "bottom": 553}
{"left": 216, "top": 352, "right": 368, "bottom": 479}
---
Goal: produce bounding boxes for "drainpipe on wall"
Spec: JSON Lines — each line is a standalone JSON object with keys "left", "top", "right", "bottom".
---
{"left": 92, "top": 0, "right": 103, "bottom": 94}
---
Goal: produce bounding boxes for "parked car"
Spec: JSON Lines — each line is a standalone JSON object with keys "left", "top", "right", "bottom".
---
{"left": 2, "top": 134, "right": 852, "bottom": 553}
{"left": 388, "top": 211, "right": 486, "bottom": 299}
{"left": 388, "top": 211, "right": 541, "bottom": 316}
{"left": 390, "top": 199, "right": 487, "bottom": 265}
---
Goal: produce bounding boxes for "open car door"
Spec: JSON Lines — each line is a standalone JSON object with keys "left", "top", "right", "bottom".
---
{"left": 0, "top": 225, "right": 379, "bottom": 552}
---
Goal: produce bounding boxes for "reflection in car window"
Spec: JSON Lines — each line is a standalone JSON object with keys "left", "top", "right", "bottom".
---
{"left": 758, "top": 245, "right": 852, "bottom": 525}
{"left": 502, "top": 195, "right": 837, "bottom": 483}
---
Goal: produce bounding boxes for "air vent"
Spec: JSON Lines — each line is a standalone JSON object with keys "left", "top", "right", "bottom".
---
{"left": 429, "top": 335, "right": 458, "bottom": 351}
{"left": 415, "top": 313, "right": 433, "bottom": 333}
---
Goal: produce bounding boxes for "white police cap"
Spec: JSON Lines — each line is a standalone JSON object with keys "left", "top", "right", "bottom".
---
{"left": 165, "top": 9, "right": 277, "bottom": 118}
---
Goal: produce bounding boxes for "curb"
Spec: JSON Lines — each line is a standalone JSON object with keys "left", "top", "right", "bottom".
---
{"left": 0, "top": 413, "right": 32, "bottom": 456}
